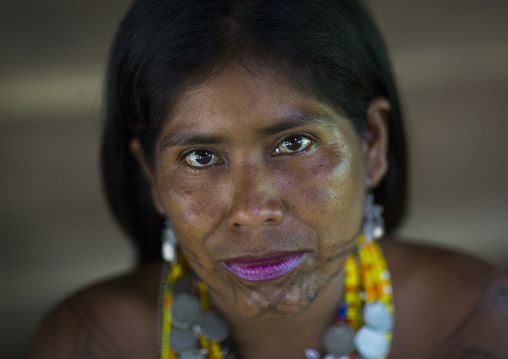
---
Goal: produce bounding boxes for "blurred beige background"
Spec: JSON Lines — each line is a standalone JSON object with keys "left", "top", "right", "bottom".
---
{"left": 1, "top": 1, "right": 507, "bottom": 357}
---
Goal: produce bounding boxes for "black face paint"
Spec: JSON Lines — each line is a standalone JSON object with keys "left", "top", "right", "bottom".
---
{"left": 325, "top": 237, "right": 356, "bottom": 264}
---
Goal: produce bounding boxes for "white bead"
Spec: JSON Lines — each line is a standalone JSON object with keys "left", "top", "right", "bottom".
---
{"left": 383, "top": 285, "right": 392, "bottom": 294}
{"left": 304, "top": 348, "right": 321, "bottom": 359}
{"left": 373, "top": 226, "right": 384, "bottom": 238}
{"left": 380, "top": 270, "right": 390, "bottom": 280}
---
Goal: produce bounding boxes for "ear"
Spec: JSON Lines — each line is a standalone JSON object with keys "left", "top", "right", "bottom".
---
{"left": 365, "top": 97, "right": 390, "bottom": 188}
{"left": 128, "top": 138, "right": 166, "bottom": 216}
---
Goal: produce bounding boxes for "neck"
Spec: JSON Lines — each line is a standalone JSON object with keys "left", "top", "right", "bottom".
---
{"left": 209, "top": 270, "right": 345, "bottom": 359}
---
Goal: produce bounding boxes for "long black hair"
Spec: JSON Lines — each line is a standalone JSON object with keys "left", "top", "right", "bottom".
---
{"left": 101, "top": 0, "right": 408, "bottom": 264}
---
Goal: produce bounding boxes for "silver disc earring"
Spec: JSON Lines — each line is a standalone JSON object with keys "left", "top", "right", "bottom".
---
{"left": 162, "top": 220, "right": 178, "bottom": 263}
{"left": 363, "top": 193, "right": 385, "bottom": 241}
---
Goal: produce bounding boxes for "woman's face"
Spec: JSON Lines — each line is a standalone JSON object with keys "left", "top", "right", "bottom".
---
{"left": 142, "top": 64, "right": 387, "bottom": 320}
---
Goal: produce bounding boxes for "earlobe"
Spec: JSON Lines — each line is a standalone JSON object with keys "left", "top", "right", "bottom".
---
{"left": 365, "top": 97, "right": 390, "bottom": 189}
{"left": 128, "top": 138, "right": 166, "bottom": 216}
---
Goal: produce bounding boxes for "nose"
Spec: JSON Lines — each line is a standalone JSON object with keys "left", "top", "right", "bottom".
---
{"left": 226, "top": 167, "right": 284, "bottom": 231}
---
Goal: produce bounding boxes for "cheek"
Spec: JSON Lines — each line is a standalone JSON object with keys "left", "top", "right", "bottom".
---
{"left": 158, "top": 171, "right": 227, "bottom": 241}
{"left": 283, "top": 148, "right": 364, "bottom": 234}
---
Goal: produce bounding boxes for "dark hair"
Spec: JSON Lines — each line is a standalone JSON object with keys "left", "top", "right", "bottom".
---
{"left": 101, "top": 0, "right": 408, "bottom": 264}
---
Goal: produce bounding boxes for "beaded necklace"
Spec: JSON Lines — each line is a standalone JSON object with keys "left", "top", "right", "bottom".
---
{"left": 160, "top": 235, "right": 394, "bottom": 359}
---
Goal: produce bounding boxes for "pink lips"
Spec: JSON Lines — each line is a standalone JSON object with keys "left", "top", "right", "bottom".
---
{"left": 222, "top": 252, "right": 306, "bottom": 281}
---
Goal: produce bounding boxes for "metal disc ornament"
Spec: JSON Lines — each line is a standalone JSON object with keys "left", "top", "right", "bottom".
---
{"left": 179, "top": 349, "right": 206, "bottom": 359}
{"left": 323, "top": 323, "right": 355, "bottom": 356}
{"left": 172, "top": 274, "right": 194, "bottom": 295}
{"left": 169, "top": 327, "right": 199, "bottom": 351}
{"left": 171, "top": 293, "right": 201, "bottom": 329}
{"left": 354, "top": 326, "right": 389, "bottom": 359}
{"left": 363, "top": 301, "right": 393, "bottom": 331}
{"left": 198, "top": 311, "right": 230, "bottom": 342}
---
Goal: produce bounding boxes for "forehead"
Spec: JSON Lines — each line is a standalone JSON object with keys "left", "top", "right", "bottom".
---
{"left": 160, "top": 63, "right": 352, "bottom": 142}
{"left": 177, "top": 66, "right": 309, "bottom": 117}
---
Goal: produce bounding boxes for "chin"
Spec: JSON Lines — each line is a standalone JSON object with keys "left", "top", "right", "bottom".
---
{"left": 218, "top": 265, "right": 324, "bottom": 321}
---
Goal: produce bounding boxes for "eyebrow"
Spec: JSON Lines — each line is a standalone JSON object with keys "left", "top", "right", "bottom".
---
{"left": 160, "top": 132, "right": 223, "bottom": 149}
{"left": 160, "top": 113, "right": 335, "bottom": 149}
{"left": 258, "top": 113, "right": 335, "bottom": 136}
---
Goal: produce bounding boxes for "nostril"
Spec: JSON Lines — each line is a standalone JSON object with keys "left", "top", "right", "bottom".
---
{"left": 227, "top": 203, "right": 284, "bottom": 230}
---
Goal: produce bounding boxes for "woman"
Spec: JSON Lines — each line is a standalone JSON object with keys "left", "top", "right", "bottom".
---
{"left": 28, "top": 0, "right": 508, "bottom": 358}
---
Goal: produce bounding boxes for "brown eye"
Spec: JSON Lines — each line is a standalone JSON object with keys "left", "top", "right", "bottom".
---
{"left": 274, "top": 135, "right": 312, "bottom": 154}
{"left": 184, "top": 149, "right": 220, "bottom": 167}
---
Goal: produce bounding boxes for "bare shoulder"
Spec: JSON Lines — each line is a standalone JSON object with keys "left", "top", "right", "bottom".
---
{"left": 381, "top": 239, "right": 508, "bottom": 359}
{"left": 27, "top": 260, "right": 163, "bottom": 359}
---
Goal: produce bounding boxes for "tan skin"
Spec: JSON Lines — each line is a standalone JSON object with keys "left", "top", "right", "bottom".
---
{"left": 28, "top": 64, "right": 508, "bottom": 359}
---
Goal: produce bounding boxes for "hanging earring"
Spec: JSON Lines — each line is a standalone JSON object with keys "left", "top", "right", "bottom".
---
{"left": 362, "top": 193, "right": 385, "bottom": 241}
{"left": 162, "top": 220, "right": 178, "bottom": 263}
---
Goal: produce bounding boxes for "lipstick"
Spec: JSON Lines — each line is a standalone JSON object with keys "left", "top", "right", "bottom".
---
{"left": 222, "top": 252, "right": 306, "bottom": 281}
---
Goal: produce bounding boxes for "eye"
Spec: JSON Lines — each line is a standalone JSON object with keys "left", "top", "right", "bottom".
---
{"left": 184, "top": 149, "right": 221, "bottom": 167}
{"left": 274, "top": 134, "right": 312, "bottom": 154}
